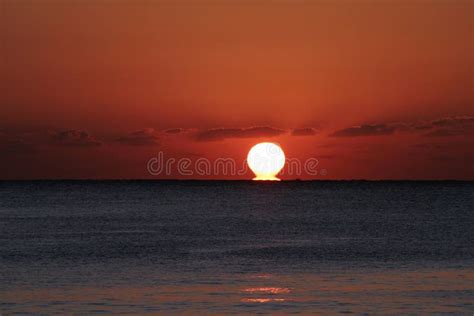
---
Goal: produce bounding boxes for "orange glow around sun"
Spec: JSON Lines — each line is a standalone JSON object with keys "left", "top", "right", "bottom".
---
{"left": 247, "top": 142, "right": 286, "bottom": 181}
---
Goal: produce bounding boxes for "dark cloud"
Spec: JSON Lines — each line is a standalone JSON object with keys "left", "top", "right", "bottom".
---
{"left": 329, "top": 115, "right": 474, "bottom": 138}
{"left": 431, "top": 116, "right": 474, "bottom": 128}
{"left": 414, "top": 124, "right": 433, "bottom": 131}
{"left": 164, "top": 128, "right": 183, "bottom": 134}
{"left": 196, "top": 126, "right": 286, "bottom": 142}
{"left": 117, "top": 128, "right": 159, "bottom": 146}
{"left": 52, "top": 129, "right": 102, "bottom": 147}
{"left": 330, "top": 124, "right": 396, "bottom": 137}
{"left": 291, "top": 128, "right": 318, "bottom": 136}
{"left": 424, "top": 129, "right": 468, "bottom": 137}
{"left": 421, "top": 116, "right": 474, "bottom": 137}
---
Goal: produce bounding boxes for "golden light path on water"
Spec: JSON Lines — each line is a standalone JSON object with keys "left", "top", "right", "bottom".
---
{"left": 3, "top": 269, "right": 473, "bottom": 314}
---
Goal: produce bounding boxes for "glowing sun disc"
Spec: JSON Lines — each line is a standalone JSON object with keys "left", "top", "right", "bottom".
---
{"left": 247, "top": 142, "right": 285, "bottom": 181}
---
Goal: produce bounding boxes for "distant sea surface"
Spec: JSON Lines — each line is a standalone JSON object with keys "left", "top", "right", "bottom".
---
{"left": 1, "top": 181, "right": 473, "bottom": 315}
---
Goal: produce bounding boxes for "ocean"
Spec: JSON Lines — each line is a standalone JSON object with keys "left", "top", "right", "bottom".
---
{"left": 1, "top": 181, "right": 473, "bottom": 314}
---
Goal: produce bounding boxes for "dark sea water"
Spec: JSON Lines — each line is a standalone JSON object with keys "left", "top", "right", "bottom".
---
{"left": 1, "top": 181, "right": 473, "bottom": 315}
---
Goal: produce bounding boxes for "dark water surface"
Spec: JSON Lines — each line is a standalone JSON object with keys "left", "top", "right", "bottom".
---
{"left": 1, "top": 181, "right": 473, "bottom": 314}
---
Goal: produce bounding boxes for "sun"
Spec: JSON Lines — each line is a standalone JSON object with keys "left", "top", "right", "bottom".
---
{"left": 247, "top": 142, "right": 286, "bottom": 181}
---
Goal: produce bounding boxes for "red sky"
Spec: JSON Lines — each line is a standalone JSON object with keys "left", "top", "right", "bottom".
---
{"left": 1, "top": 0, "right": 473, "bottom": 179}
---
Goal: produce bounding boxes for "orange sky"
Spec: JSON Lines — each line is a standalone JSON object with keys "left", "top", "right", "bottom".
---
{"left": 1, "top": 0, "right": 473, "bottom": 179}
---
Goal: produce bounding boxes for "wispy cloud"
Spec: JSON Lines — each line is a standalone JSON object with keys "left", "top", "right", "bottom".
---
{"left": 52, "top": 129, "right": 102, "bottom": 147}
{"left": 164, "top": 128, "right": 184, "bottom": 134}
{"left": 424, "top": 129, "right": 468, "bottom": 137}
{"left": 196, "top": 126, "right": 286, "bottom": 142}
{"left": 117, "top": 128, "right": 159, "bottom": 146}
{"left": 421, "top": 116, "right": 474, "bottom": 137}
{"left": 330, "top": 124, "right": 396, "bottom": 137}
{"left": 329, "top": 115, "right": 474, "bottom": 138}
{"left": 291, "top": 127, "right": 318, "bottom": 136}
{"left": 431, "top": 116, "right": 474, "bottom": 128}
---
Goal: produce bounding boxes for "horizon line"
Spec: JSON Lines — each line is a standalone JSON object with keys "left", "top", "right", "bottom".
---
{"left": 1, "top": 179, "right": 473, "bottom": 182}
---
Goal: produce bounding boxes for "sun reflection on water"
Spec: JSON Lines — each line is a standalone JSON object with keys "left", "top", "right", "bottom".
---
{"left": 242, "top": 287, "right": 290, "bottom": 294}
{"left": 241, "top": 298, "right": 287, "bottom": 303}
{"left": 241, "top": 286, "right": 290, "bottom": 303}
